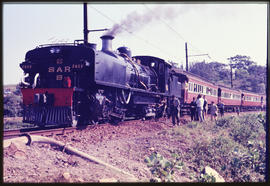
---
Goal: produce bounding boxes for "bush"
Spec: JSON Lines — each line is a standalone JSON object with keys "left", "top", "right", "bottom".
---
{"left": 3, "top": 86, "right": 23, "bottom": 117}
{"left": 215, "top": 116, "right": 238, "bottom": 128}
{"left": 230, "top": 114, "right": 265, "bottom": 146}
{"left": 182, "top": 113, "right": 266, "bottom": 182}
{"left": 144, "top": 151, "right": 183, "bottom": 182}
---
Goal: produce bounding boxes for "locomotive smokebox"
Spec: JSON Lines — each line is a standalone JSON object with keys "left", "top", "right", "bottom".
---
{"left": 100, "top": 35, "right": 114, "bottom": 51}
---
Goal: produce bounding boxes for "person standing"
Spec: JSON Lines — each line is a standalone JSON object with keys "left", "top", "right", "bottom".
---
{"left": 196, "top": 94, "right": 204, "bottom": 122}
{"left": 155, "top": 97, "right": 166, "bottom": 121}
{"left": 190, "top": 97, "right": 197, "bottom": 121}
{"left": 236, "top": 107, "right": 240, "bottom": 116}
{"left": 203, "top": 95, "right": 208, "bottom": 120}
{"left": 218, "top": 102, "right": 225, "bottom": 117}
{"left": 170, "top": 95, "right": 180, "bottom": 126}
{"left": 210, "top": 101, "right": 218, "bottom": 121}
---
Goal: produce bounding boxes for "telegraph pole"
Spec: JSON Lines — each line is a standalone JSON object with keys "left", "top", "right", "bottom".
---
{"left": 185, "top": 42, "right": 208, "bottom": 72}
{"left": 230, "top": 65, "right": 233, "bottom": 88}
{"left": 83, "top": 3, "right": 108, "bottom": 45}
{"left": 185, "top": 42, "right": 188, "bottom": 71}
{"left": 83, "top": 3, "right": 88, "bottom": 44}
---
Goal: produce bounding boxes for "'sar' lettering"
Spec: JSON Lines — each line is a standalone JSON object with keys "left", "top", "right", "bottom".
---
{"left": 56, "top": 67, "right": 63, "bottom": 73}
{"left": 64, "top": 66, "right": 71, "bottom": 72}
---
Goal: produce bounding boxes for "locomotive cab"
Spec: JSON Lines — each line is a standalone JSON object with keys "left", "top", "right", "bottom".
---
{"left": 132, "top": 55, "right": 171, "bottom": 93}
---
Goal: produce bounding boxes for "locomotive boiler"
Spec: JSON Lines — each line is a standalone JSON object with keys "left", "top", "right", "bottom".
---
{"left": 20, "top": 33, "right": 182, "bottom": 126}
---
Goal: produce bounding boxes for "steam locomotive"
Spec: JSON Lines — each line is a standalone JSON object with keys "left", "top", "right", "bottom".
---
{"left": 19, "top": 35, "right": 183, "bottom": 126}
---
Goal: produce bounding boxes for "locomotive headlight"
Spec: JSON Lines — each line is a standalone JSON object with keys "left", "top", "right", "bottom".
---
{"left": 50, "top": 47, "right": 61, "bottom": 54}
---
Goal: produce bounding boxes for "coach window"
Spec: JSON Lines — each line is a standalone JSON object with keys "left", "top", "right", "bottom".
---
{"left": 200, "top": 85, "right": 203, "bottom": 93}
{"left": 233, "top": 94, "right": 240, "bottom": 100}
{"left": 209, "top": 88, "right": 213, "bottom": 95}
{"left": 194, "top": 84, "right": 197, "bottom": 92}
{"left": 213, "top": 89, "right": 217, "bottom": 96}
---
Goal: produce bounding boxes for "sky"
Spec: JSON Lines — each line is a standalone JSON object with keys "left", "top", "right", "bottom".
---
{"left": 3, "top": 2, "right": 268, "bottom": 85}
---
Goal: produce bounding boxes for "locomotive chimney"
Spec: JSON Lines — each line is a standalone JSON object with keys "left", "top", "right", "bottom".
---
{"left": 100, "top": 35, "right": 114, "bottom": 51}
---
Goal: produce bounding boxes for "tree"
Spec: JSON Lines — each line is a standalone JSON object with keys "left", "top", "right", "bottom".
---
{"left": 189, "top": 61, "right": 230, "bottom": 83}
{"left": 227, "top": 55, "right": 255, "bottom": 70}
{"left": 188, "top": 57, "right": 266, "bottom": 94}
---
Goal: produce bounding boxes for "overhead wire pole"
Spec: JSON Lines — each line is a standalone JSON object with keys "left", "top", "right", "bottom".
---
{"left": 185, "top": 42, "right": 208, "bottom": 72}
{"left": 185, "top": 42, "right": 188, "bottom": 71}
{"left": 230, "top": 64, "right": 233, "bottom": 88}
{"left": 83, "top": 3, "right": 88, "bottom": 44}
{"left": 83, "top": 3, "right": 109, "bottom": 45}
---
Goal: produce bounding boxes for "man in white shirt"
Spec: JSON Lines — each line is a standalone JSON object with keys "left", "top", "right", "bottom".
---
{"left": 196, "top": 94, "right": 204, "bottom": 122}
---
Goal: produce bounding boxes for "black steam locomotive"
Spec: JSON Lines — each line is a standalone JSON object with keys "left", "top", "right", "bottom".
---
{"left": 20, "top": 34, "right": 183, "bottom": 126}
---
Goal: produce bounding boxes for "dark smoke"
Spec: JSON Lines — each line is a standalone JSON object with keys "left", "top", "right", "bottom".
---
{"left": 105, "top": 5, "right": 193, "bottom": 36}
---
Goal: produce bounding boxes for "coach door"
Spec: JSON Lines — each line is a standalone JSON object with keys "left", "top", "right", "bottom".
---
{"left": 241, "top": 93, "right": 244, "bottom": 106}
{"left": 218, "top": 88, "right": 221, "bottom": 103}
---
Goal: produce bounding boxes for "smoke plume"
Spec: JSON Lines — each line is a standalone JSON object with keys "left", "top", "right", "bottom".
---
{"left": 105, "top": 5, "right": 193, "bottom": 36}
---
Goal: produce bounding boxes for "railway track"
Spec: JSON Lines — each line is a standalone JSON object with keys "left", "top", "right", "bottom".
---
{"left": 3, "top": 126, "right": 86, "bottom": 140}
{"left": 4, "top": 110, "right": 264, "bottom": 140}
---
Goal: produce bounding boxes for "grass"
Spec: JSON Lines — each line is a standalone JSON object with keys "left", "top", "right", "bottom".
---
{"left": 4, "top": 120, "right": 35, "bottom": 130}
{"left": 149, "top": 112, "right": 266, "bottom": 182}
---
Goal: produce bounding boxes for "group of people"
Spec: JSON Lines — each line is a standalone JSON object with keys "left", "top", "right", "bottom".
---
{"left": 190, "top": 94, "right": 225, "bottom": 122}
{"left": 190, "top": 95, "right": 208, "bottom": 122}
{"left": 155, "top": 94, "right": 226, "bottom": 126}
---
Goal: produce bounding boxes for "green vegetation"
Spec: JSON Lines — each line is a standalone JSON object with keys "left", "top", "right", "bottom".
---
{"left": 4, "top": 120, "right": 34, "bottom": 130}
{"left": 144, "top": 151, "right": 184, "bottom": 182}
{"left": 145, "top": 113, "right": 266, "bottom": 182}
{"left": 3, "top": 84, "right": 23, "bottom": 117}
{"left": 189, "top": 55, "right": 266, "bottom": 93}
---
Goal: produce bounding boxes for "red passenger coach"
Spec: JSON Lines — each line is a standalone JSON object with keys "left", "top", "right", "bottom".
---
{"left": 217, "top": 85, "right": 242, "bottom": 111}
{"left": 186, "top": 75, "right": 218, "bottom": 104}
{"left": 241, "top": 90, "right": 264, "bottom": 110}
{"left": 171, "top": 69, "right": 266, "bottom": 115}
{"left": 172, "top": 70, "right": 218, "bottom": 105}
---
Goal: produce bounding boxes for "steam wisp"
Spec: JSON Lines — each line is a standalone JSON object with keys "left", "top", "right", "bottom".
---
{"left": 105, "top": 5, "right": 193, "bottom": 36}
